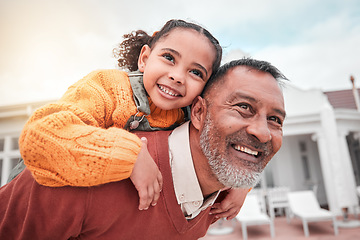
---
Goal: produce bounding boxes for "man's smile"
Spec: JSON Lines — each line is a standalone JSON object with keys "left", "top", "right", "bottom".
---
{"left": 233, "top": 144, "right": 260, "bottom": 157}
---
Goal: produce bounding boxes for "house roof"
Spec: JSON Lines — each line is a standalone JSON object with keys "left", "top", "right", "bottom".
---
{"left": 324, "top": 88, "right": 360, "bottom": 110}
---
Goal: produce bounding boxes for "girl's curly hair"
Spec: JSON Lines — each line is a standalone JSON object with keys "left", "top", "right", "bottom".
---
{"left": 113, "top": 19, "right": 222, "bottom": 74}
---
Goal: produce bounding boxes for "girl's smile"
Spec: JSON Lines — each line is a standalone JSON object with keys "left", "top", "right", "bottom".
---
{"left": 138, "top": 28, "right": 217, "bottom": 110}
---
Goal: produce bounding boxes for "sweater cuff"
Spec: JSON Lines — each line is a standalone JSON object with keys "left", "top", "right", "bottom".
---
{"left": 102, "top": 131, "right": 142, "bottom": 183}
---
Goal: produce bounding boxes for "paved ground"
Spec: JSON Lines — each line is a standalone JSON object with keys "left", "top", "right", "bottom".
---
{"left": 200, "top": 215, "right": 360, "bottom": 240}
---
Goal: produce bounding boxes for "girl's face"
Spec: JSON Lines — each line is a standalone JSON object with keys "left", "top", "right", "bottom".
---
{"left": 138, "top": 28, "right": 216, "bottom": 110}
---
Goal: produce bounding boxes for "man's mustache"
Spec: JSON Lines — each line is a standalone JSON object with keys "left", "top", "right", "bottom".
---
{"left": 225, "top": 130, "right": 272, "bottom": 157}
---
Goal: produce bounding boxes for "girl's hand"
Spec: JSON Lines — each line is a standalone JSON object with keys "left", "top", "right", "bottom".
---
{"left": 210, "top": 188, "right": 250, "bottom": 220}
{"left": 130, "top": 137, "right": 163, "bottom": 210}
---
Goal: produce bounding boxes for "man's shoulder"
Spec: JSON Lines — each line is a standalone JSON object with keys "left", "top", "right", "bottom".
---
{"left": 134, "top": 130, "right": 173, "bottom": 141}
{"left": 133, "top": 131, "right": 173, "bottom": 168}
{"left": 134, "top": 131, "right": 172, "bottom": 156}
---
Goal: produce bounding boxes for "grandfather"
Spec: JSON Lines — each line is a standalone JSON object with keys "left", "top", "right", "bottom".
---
{"left": 0, "top": 58, "right": 287, "bottom": 240}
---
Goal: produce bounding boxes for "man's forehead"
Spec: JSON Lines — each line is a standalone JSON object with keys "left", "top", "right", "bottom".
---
{"left": 223, "top": 66, "right": 281, "bottom": 91}
{"left": 221, "top": 66, "right": 285, "bottom": 113}
{"left": 225, "top": 65, "right": 266, "bottom": 80}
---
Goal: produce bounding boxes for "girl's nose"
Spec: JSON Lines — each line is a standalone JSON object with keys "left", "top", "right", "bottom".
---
{"left": 169, "top": 69, "right": 185, "bottom": 84}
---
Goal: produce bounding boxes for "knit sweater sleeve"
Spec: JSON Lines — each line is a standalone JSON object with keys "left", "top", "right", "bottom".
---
{"left": 19, "top": 70, "right": 142, "bottom": 187}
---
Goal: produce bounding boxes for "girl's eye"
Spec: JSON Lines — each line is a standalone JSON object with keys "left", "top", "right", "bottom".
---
{"left": 190, "top": 69, "right": 204, "bottom": 79}
{"left": 268, "top": 116, "right": 283, "bottom": 125}
{"left": 163, "top": 53, "right": 174, "bottom": 63}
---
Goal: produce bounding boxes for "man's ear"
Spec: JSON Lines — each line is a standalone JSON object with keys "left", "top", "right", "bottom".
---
{"left": 191, "top": 96, "right": 207, "bottom": 131}
{"left": 138, "top": 45, "right": 151, "bottom": 72}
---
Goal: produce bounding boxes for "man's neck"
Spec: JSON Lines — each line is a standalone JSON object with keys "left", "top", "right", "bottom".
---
{"left": 188, "top": 123, "right": 224, "bottom": 197}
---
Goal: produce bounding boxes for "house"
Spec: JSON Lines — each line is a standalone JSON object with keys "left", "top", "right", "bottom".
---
{"left": 0, "top": 100, "right": 55, "bottom": 185}
{"left": 263, "top": 84, "right": 360, "bottom": 215}
{"left": 0, "top": 85, "right": 359, "bottom": 215}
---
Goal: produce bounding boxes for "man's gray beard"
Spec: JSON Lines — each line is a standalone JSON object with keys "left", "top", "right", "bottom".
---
{"left": 199, "top": 113, "right": 261, "bottom": 188}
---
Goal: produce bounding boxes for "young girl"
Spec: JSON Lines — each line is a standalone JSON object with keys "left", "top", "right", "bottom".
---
{"left": 19, "top": 19, "right": 223, "bottom": 211}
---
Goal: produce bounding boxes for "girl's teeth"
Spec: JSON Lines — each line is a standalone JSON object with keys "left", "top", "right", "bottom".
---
{"left": 159, "top": 85, "right": 179, "bottom": 97}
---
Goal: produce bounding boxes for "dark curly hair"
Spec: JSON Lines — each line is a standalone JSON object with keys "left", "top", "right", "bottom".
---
{"left": 113, "top": 19, "right": 222, "bottom": 75}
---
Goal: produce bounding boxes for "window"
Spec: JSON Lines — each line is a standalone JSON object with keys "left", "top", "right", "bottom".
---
{"left": 299, "top": 141, "right": 311, "bottom": 181}
{"left": 301, "top": 155, "right": 311, "bottom": 180}
{"left": 0, "top": 138, "right": 4, "bottom": 152}
{"left": 11, "top": 137, "right": 19, "bottom": 150}
{"left": 0, "top": 157, "right": 21, "bottom": 182}
{"left": 299, "top": 141, "right": 307, "bottom": 152}
{"left": 0, "top": 135, "right": 21, "bottom": 186}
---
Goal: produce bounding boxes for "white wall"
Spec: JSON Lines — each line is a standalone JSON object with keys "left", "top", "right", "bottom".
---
{"left": 271, "top": 134, "right": 327, "bottom": 206}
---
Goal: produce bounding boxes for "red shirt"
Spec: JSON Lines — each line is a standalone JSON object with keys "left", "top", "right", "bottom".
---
{"left": 0, "top": 131, "right": 217, "bottom": 240}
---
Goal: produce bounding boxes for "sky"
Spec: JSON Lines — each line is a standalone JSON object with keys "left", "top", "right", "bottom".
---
{"left": 1, "top": 0, "right": 359, "bottom": 106}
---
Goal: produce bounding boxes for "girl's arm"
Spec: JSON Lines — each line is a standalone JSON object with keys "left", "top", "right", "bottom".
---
{"left": 20, "top": 70, "right": 142, "bottom": 187}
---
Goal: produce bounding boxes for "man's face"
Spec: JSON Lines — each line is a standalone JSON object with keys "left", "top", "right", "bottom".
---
{"left": 199, "top": 66, "right": 286, "bottom": 188}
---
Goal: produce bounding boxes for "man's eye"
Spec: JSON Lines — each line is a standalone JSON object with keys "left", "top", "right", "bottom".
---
{"left": 190, "top": 69, "right": 203, "bottom": 79}
{"left": 236, "top": 103, "right": 252, "bottom": 114}
{"left": 163, "top": 54, "right": 174, "bottom": 63}
{"left": 239, "top": 104, "right": 249, "bottom": 110}
{"left": 235, "top": 103, "right": 253, "bottom": 118}
{"left": 268, "top": 116, "right": 282, "bottom": 125}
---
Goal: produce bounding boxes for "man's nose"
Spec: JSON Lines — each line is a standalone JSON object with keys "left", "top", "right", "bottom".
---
{"left": 246, "top": 118, "right": 272, "bottom": 143}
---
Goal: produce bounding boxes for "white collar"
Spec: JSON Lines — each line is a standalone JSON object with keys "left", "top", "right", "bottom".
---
{"left": 168, "top": 121, "right": 219, "bottom": 219}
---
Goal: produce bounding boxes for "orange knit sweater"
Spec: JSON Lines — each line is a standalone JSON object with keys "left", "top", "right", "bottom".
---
{"left": 19, "top": 69, "right": 184, "bottom": 187}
